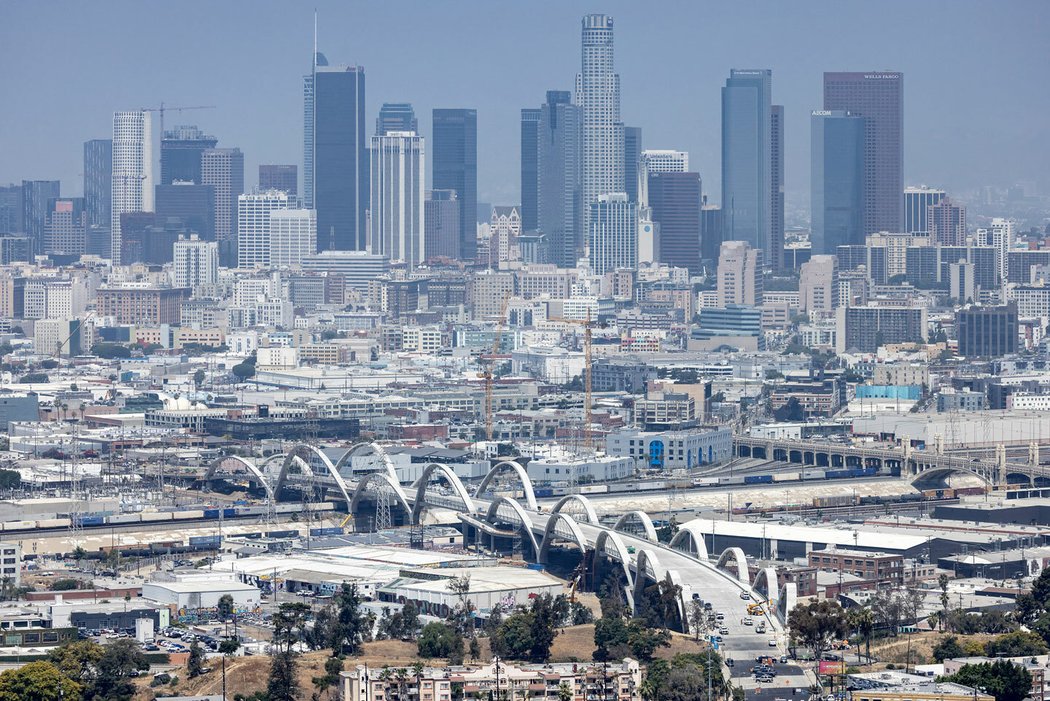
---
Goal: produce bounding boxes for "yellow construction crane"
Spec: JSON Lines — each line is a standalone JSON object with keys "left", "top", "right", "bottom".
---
{"left": 549, "top": 311, "right": 594, "bottom": 449}
{"left": 481, "top": 296, "right": 512, "bottom": 441}
{"left": 140, "top": 103, "right": 217, "bottom": 134}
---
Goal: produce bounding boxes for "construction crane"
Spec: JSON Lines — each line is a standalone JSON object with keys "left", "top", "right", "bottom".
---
{"left": 55, "top": 311, "right": 95, "bottom": 358}
{"left": 481, "top": 296, "right": 512, "bottom": 442}
{"left": 140, "top": 103, "right": 216, "bottom": 135}
{"left": 549, "top": 311, "right": 594, "bottom": 450}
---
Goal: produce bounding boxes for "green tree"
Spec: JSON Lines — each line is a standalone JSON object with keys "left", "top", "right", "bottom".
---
{"left": 92, "top": 639, "right": 150, "bottom": 701}
{"left": 219, "top": 639, "right": 240, "bottom": 655}
{"left": 985, "top": 630, "right": 1049, "bottom": 657}
{"left": 49, "top": 577, "right": 81, "bottom": 591}
{"left": 788, "top": 600, "right": 849, "bottom": 661}
{"left": 312, "top": 655, "right": 344, "bottom": 700}
{"left": 232, "top": 362, "right": 256, "bottom": 380}
{"left": 490, "top": 612, "right": 534, "bottom": 660}
{"left": 932, "top": 636, "right": 965, "bottom": 662}
{"left": 188, "top": 640, "right": 206, "bottom": 678}
{"left": 626, "top": 619, "right": 671, "bottom": 662}
{"left": 193, "top": 369, "right": 206, "bottom": 387}
{"left": 942, "top": 660, "right": 1032, "bottom": 701}
{"left": 593, "top": 614, "right": 630, "bottom": 662}
{"left": 418, "top": 622, "right": 462, "bottom": 659}
{"left": 217, "top": 593, "right": 235, "bottom": 620}
{"left": 0, "top": 469, "right": 20, "bottom": 490}
{"left": 268, "top": 603, "right": 305, "bottom": 701}
{"left": 328, "top": 583, "right": 368, "bottom": 655}
{"left": 90, "top": 343, "right": 132, "bottom": 359}
{"left": 0, "top": 660, "right": 81, "bottom": 701}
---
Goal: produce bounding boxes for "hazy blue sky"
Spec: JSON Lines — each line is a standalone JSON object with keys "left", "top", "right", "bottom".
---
{"left": 2, "top": 1, "right": 1048, "bottom": 211}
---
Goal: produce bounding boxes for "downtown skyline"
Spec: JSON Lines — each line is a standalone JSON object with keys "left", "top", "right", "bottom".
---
{"left": 2, "top": 0, "right": 1049, "bottom": 214}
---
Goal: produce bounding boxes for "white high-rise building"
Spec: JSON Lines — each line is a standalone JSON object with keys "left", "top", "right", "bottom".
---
{"left": 977, "top": 217, "right": 1015, "bottom": 283}
{"left": 717, "top": 240, "right": 763, "bottom": 307}
{"left": 111, "top": 111, "right": 153, "bottom": 264}
{"left": 638, "top": 150, "right": 689, "bottom": 208}
{"left": 369, "top": 131, "right": 425, "bottom": 268}
{"left": 576, "top": 14, "right": 624, "bottom": 236}
{"left": 270, "top": 209, "right": 317, "bottom": 268}
{"left": 201, "top": 148, "right": 245, "bottom": 263}
{"left": 173, "top": 234, "right": 219, "bottom": 293}
{"left": 588, "top": 193, "right": 636, "bottom": 275}
{"left": 237, "top": 190, "right": 290, "bottom": 268}
{"left": 799, "top": 254, "right": 837, "bottom": 313}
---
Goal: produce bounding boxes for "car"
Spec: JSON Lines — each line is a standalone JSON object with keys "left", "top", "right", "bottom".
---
{"left": 715, "top": 613, "right": 725, "bottom": 621}
{"left": 757, "top": 676, "right": 773, "bottom": 683}
{"left": 768, "top": 639, "right": 777, "bottom": 647}
{"left": 739, "top": 590, "right": 752, "bottom": 600}
{"left": 703, "top": 602, "right": 712, "bottom": 611}
{"left": 756, "top": 624, "right": 767, "bottom": 634}
{"left": 143, "top": 644, "right": 160, "bottom": 651}
{"left": 780, "top": 656, "right": 788, "bottom": 664}
{"left": 726, "top": 658, "right": 735, "bottom": 668}
{"left": 719, "top": 626, "right": 729, "bottom": 635}
{"left": 743, "top": 617, "right": 753, "bottom": 626}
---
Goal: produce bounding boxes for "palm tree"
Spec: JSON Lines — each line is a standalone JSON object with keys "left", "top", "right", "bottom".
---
{"left": 413, "top": 662, "right": 424, "bottom": 701}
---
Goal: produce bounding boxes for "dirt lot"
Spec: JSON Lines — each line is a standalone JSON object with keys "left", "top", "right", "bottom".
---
{"left": 869, "top": 631, "right": 996, "bottom": 666}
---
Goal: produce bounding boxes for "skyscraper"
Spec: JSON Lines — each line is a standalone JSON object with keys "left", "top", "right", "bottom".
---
{"left": 160, "top": 125, "right": 217, "bottom": 185}
{"left": 43, "top": 198, "right": 86, "bottom": 256}
{"left": 83, "top": 139, "right": 112, "bottom": 229}
{"left": 589, "top": 193, "right": 636, "bottom": 275}
{"left": 305, "top": 51, "right": 368, "bottom": 251}
{"left": 237, "top": 190, "right": 290, "bottom": 268}
{"left": 638, "top": 150, "right": 688, "bottom": 209}
{"left": 370, "top": 131, "right": 426, "bottom": 268}
{"left": 824, "top": 72, "right": 904, "bottom": 236}
{"left": 270, "top": 209, "right": 317, "bottom": 268}
{"left": 173, "top": 233, "right": 219, "bottom": 293}
{"left": 904, "top": 186, "right": 945, "bottom": 234}
{"left": 376, "top": 103, "right": 417, "bottom": 135}
{"left": 623, "top": 126, "right": 642, "bottom": 203}
{"left": 155, "top": 182, "right": 216, "bottom": 241}
{"left": 770, "top": 104, "right": 785, "bottom": 270}
{"left": 425, "top": 190, "right": 460, "bottom": 262}
{"left": 928, "top": 197, "right": 966, "bottom": 246}
{"left": 21, "top": 180, "right": 61, "bottom": 254}
{"left": 432, "top": 108, "right": 477, "bottom": 261}
{"left": 811, "top": 110, "right": 865, "bottom": 254}
{"left": 648, "top": 171, "right": 702, "bottom": 273}
{"left": 717, "top": 240, "right": 763, "bottom": 307}
{"left": 111, "top": 110, "right": 153, "bottom": 264}
{"left": 201, "top": 148, "right": 244, "bottom": 265}
{"left": 700, "top": 201, "right": 724, "bottom": 266}
{"left": 0, "top": 184, "right": 22, "bottom": 234}
{"left": 577, "top": 14, "right": 624, "bottom": 234}
{"left": 536, "top": 91, "right": 582, "bottom": 267}
{"left": 520, "top": 107, "right": 541, "bottom": 232}
{"left": 721, "top": 69, "right": 772, "bottom": 259}
{"left": 259, "top": 165, "right": 298, "bottom": 196}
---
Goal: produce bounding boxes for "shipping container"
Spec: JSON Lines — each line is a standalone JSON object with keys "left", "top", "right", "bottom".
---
{"left": 176, "top": 510, "right": 206, "bottom": 520}
{"left": 265, "top": 530, "right": 298, "bottom": 539}
{"left": 802, "top": 469, "right": 826, "bottom": 480}
{"left": 772, "top": 472, "right": 800, "bottom": 483}
{"left": 140, "top": 512, "right": 173, "bottom": 522}
{"left": 579, "top": 484, "right": 609, "bottom": 495}
{"left": 825, "top": 469, "right": 850, "bottom": 480}
{"left": 36, "top": 518, "right": 71, "bottom": 529}
{"left": 692, "top": 477, "right": 719, "bottom": 487}
{"left": 309, "top": 527, "right": 344, "bottom": 537}
{"left": 744, "top": 475, "right": 774, "bottom": 485}
{"left": 203, "top": 509, "right": 220, "bottom": 519}
{"left": 1, "top": 520, "right": 36, "bottom": 531}
{"left": 108, "top": 513, "right": 141, "bottom": 524}
{"left": 78, "top": 516, "right": 105, "bottom": 527}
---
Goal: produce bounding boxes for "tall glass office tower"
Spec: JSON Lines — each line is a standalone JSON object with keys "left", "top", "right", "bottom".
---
{"left": 376, "top": 103, "right": 417, "bottom": 136}
{"left": 824, "top": 72, "right": 903, "bottom": 236}
{"left": 160, "top": 125, "right": 217, "bottom": 185}
{"left": 520, "top": 107, "right": 541, "bottom": 232}
{"left": 304, "top": 51, "right": 368, "bottom": 251}
{"left": 811, "top": 110, "right": 865, "bottom": 255}
{"left": 623, "top": 126, "right": 642, "bottom": 203}
{"left": 721, "top": 69, "right": 772, "bottom": 258}
{"left": 537, "top": 91, "right": 581, "bottom": 268}
{"left": 83, "top": 139, "right": 112, "bottom": 229}
{"left": 432, "top": 108, "right": 477, "bottom": 261}
{"left": 576, "top": 14, "right": 624, "bottom": 235}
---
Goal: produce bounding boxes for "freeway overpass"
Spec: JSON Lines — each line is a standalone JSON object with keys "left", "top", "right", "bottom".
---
{"left": 732, "top": 436, "right": 1050, "bottom": 487}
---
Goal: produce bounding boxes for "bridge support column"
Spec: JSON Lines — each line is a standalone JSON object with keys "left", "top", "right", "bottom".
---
{"left": 1031, "top": 442, "right": 1040, "bottom": 468}
{"left": 769, "top": 539, "right": 779, "bottom": 559}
